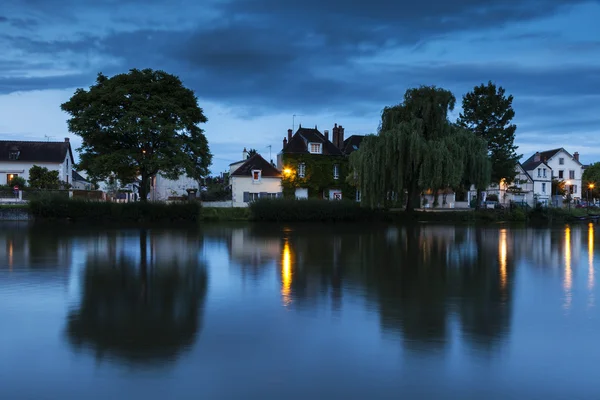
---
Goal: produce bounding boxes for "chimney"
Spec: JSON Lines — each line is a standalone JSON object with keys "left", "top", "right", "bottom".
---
{"left": 242, "top": 147, "right": 248, "bottom": 160}
{"left": 332, "top": 124, "right": 339, "bottom": 148}
{"left": 534, "top": 152, "right": 540, "bottom": 162}
{"left": 287, "top": 129, "right": 292, "bottom": 142}
{"left": 283, "top": 137, "right": 288, "bottom": 149}
{"left": 574, "top": 152, "right": 580, "bottom": 162}
{"left": 338, "top": 125, "right": 345, "bottom": 148}
{"left": 324, "top": 130, "right": 329, "bottom": 141}
{"left": 64, "top": 137, "right": 70, "bottom": 142}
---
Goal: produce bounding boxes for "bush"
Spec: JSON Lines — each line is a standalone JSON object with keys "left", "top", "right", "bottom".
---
{"left": 249, "top": 198, "right": 377, "bottom": 222}
{"left": 29, "top": 194, "right": 201, "bottom": 223}
{"left": 201, "top": 207, "right": 250, "bottom": 221}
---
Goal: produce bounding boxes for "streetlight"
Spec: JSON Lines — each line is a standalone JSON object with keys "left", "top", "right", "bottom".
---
{"left": 589, "top": 183, "right": 595, "bottom": 214}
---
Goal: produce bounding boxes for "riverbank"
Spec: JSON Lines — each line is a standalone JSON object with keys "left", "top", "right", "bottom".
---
{"left": 1, "top": 198, "right": 597, "bottom": 224}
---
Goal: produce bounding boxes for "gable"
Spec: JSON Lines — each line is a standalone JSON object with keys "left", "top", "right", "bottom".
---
{"left": 231, "top": 154, "right": 281, "bottom": 177}
{"left": 283, "top": 127, "right": 343, "bottom": 156}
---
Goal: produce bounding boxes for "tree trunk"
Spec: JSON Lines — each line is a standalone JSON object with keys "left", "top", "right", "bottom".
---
{"left": 140, "top": 174, "right": 149, "bottom": 202}
{"left": 405, "top": 182, "right": 420, "bottom": 213}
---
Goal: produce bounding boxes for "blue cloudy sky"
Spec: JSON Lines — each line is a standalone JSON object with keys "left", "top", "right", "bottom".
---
{"left": 1, "top": 0, "right": 599, "bottom": 174}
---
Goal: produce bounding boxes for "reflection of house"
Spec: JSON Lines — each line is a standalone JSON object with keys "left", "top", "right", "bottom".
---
{"left": 230, "top": 227, "right": 281, "bottom": 266}
{"left": 0, "top": 138, "right": 74, "bottom": 185}
{"left": 230, "top": 150, "right": 282, "bottom": 207}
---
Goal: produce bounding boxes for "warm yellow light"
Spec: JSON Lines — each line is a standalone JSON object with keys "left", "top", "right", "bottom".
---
{"left": 589, "top": 223, "right": 595, "bottom": 291}
{"left": 499, "top": 229, "right": 507, "bottom": 291}
{"left": 564, "top": 226, "right": 572, "bottom": 309}
{"left": 589, "top": 183, "right": 595, "bottom": 189}
{"left": 283, "top": 168, "right": 292, "bottom": 175}
{"left": 281, "top": 240, "right": 293, "bottom": 306}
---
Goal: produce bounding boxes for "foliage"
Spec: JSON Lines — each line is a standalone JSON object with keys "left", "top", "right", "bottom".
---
{"left": 458, "top": 81, "right": 520, "bottom": 184}
{"left": 583, "top": 162, "right": 600, "bottom": 197}
{"left": 249, "top": 198, "right": 379, "bottom": 222}
{"left": 350, "top": 86, "right": 490, "bottom": 212}
{"left": 29, "top": 195, "right": 201, "bottom": 223}
{"left": 281, "top": 154, "right": 355, "bottom": 200}
{"left": 28, "top": 165, "right": 61, "bottom": 189}
{"left": 61, "top": 68, "right": 212, "bottom": 201}
{"left": 8, "top": 176, "right": 27, "bottom": 188}
{"left": 551, "top": 178, "right": 566, "bottom": 196}
{"left": 247, "top": 149, "right": 257, "bottom": 158}
{"left": 201, "top": 207, "right": 250, "bottom": 221}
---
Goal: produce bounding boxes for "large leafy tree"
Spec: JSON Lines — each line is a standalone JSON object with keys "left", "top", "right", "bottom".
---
{"left": 350, "top": 86, "right": 490, "bottom": 212}
{"left": 61, "top": 68, "right": 212, "bottom": 201}
{"left": 583, "top": 162, "right": 600, "bottom": 198}
{"left": 28, "top": 165, "right": 61, "bottom": 189}
{"left": 458, "top": 81, "right": 519, "bottom": 184}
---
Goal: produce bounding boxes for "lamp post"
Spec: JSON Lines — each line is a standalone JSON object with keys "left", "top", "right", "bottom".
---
{"left": 589, "top": 183, "right": 595, "bottom": 214}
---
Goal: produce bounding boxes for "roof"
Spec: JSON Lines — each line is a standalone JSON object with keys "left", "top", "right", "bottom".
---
{"left": 516, "top": 163, "right": 533, "bottom": 182}
{"left": 231, "top": 154, "right": 281, "bottom": 177}
{"left": 283, "top": 126, "right": 343, "bottom": 156}
{"left": 0, "top": 140, "right": 74, "bottom": 164}
{"left": 522, "top": 147, "right": 582, "bottom": 169}
{"left": 72, "top": 170, "right": 89, "bottom": 183}
{"left": 342, "top": 135, "right": 364, "bottom": 155}
{"left": 521, "top": 159, "right": 548, "bottom": 172}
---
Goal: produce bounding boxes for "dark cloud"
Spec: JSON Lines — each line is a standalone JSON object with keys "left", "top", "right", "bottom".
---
{"left": 0, "top": 74, "right": 90, "bottom": 94}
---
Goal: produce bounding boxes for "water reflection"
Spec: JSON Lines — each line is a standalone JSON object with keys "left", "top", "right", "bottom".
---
{"left": 564, "top": 227, "right": 572, "bottom": 310}
{"left": 281, "top": 240, "right": 293, "bottom": 306}
{"left": 65, "top": 229, "right": 208, "bottom": 368}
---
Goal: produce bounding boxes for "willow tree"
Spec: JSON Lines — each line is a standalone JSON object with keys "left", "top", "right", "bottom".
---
{"left": 350, "top": 86, "right": 490, "bottom": 211}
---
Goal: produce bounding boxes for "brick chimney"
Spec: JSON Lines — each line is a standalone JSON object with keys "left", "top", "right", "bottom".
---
{"left": 332, "top": 123, "right": 339, "bottom": 148}
{"left": 242, "top": 147, "right": 248, "bottom": 160}
{"left": 283, "top": 137, "right": 288, "bottom": 149}
{"left": 64, "top": 137, "right": 70, "bottom": 142}
{"left": 287, "top": 129, "right": 292, "bottom": 142}
{"left": 338, "top": 125, "right": 345, "bottom": 148}
{"left": 574, "top": 152, "right": 580, "bottom": 162}
{"left": 324, "top": 130, "right": 329, "bottom": 141}
{"left": 534, "top": 152, "right": 541, "bottom": 162}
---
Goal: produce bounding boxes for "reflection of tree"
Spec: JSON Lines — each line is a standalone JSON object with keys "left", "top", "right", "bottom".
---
{"left": 66, "top": 229, "right": 208, "bottom": 367}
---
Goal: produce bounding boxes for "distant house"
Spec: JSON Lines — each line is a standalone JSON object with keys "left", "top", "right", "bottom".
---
{"left": 148, "top": 174, "right": 201, "bottom": 201}
{"left": 277, "top": 123, "right": 364, "bottom": 200}
{"left": 72, "top": 170, "right": 92, "bottom": 190}
{"left": 0, "top": 138, "right": 74, "bottom": 186}
{"left": 526, "top": 148, "right": 584, "bottom": 200}
{"left": 230, "top": 150, "right": 282, "bottom": 207}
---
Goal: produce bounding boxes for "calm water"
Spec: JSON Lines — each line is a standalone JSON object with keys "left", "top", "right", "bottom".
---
{"left": 1, "top": 222, "right": 599, "bottom": 399}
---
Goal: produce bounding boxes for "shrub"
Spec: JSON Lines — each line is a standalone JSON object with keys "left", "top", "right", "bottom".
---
{"left": 201, "top": 207, "right": 250, "bottom": 221}
{"left": 29, "top": 195, "right": 201, "bottom": 223}
{"left": 249, "top": 198, "right": 377, "bottom": 222}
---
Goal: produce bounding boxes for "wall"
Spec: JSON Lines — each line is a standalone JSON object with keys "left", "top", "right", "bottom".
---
{"left": 149, "top": 175, "right": 200, "bottom": 201}
{"left": 0, "top": 159, "right": 70, "bottom": 185}
{"left": 546, "top": 150, "right": 584, "bottom": 199}
{"left": 202, "top": 201, "right": 234, "bottom": 208}
{"left": 231, "top": 176, "right": 281, "bottom": 207}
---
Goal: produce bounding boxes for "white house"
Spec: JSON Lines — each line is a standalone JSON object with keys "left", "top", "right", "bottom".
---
{"left": 0, "top": 138, "right": 74, "bottom": 186}
{"left": 149, "top": 174, "right": 201, "bottom": 201}
{"left": 230, "top": 150, "right": 282, "bottom": 207}
{"left": 525, "top": 148, "right": 584, "bottom": 200}
{"left": 72, "top": 170, "right": 92, "bottom": 190}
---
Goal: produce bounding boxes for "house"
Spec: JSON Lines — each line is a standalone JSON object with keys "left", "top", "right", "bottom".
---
{"left": 277, "top": 123, "right": 363, "bottom": 200}
{"left": 0, "top": 138, "right": 74, "bottom": 186}
{"left": 470, "top": 159, "right": 552, "bottom": 207}
{"left": 230, "top": 150, "right": 282, "bottom": 207}
{"left": 72, "top": 170, "right": 92, "bottom": 190}
{"left": 148, "top": 174, "right": 201, "bottom": 201}
{"left": 524, "top": 148, "right": 584, "bottom": 200}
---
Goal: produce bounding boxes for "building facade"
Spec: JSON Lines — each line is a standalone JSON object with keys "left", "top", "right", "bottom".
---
{"left": 0, "top": 138, "right": 74, "bottom": 186}
{"left": 230, "top": 152, "right": 282, "bottom": 207}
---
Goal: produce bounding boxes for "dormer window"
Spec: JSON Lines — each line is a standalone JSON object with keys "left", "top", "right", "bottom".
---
{"left": 252, "top": 170, "right": 261, "bottom": 182}
{"left": 309, "top": 143, "right": 322, "bottom": 154}
{"left": 9, "top": 150, "right": 19, "bottom": 160}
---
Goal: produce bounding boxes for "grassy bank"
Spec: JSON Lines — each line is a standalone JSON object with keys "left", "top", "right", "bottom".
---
{"left": 249, "top": 198, "right": 384, "bottom": 222}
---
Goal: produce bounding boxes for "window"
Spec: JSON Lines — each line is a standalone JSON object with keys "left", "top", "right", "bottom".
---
{"left": 559, "top": 158, "right": 565, "bottom": 165}
{"left": 573, "top": 185, "right": 577, "bottom": 194}
{"left": 249, "top": 193, "right": 259, "bottom": 201}
{"left": 309, "top": 143, "right": 322, "bottom": 154}
{"left": 333, "top": 164, "right": 339, "bottom": 180}
{"left": 356, "top": 190, "right": 361, "bottom": 202}
{"left": 569, "top": 170, "right": 575, "bottom": 179}
{"left": 8, "top": 151, "right": 19, "bottom": 160}
{"left": 543, "top": 168, "right": 546, "bottom": 178}
{"left": 542, "top": 183, "right": 546, "bottom": 193}
{"left": 537, "top": 168, "right": 541, "bottom": 177}
{"left": 558, "top": 170, "right": 564, "bottom": 179}
{"left": 7, "top": 174, "right": 18, "bottom": 184}
{"left": 298, "top": 163, "right": 306, "bottom": 178}
{"left": 252, "top": 170, "right": 261, "bottom": 182}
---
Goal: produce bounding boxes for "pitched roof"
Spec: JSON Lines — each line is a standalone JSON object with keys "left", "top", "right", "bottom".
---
{"left": 231, "top": 154, "right": 281, "bottom": 177}
{"left": 342, "top": 135, "right": 364, "bottom": 155}
{"left": 283, "top": 126, "right": 343, "bottom": 156}
{"left": 522, "top": 147, "right": 582, "bottom": 169}
{"left": 72, "top": 170, "right": 89, "bottom": 183}
{"left": 0, "top": 140, "right": 74, "bottom": 164}
{"left": 521, "top": 159, "right": 548, "bottom": 172}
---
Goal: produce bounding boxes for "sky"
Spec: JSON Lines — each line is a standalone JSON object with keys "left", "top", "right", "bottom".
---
{"left": 1, "top": 0, "right": 599, "bottom": 174}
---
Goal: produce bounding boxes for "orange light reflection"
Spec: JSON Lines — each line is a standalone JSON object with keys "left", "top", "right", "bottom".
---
{"left": 281, "top": 240, "right": 293, "bottom": 306}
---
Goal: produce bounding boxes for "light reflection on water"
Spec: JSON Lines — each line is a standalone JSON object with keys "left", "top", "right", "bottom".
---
{"left": 0, "top": 223, "right": 599, "bottom": 399}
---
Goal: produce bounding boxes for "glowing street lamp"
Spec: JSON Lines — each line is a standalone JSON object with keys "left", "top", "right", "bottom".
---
{"left": 588, "top": 183, "right": 595, "bottom": 213}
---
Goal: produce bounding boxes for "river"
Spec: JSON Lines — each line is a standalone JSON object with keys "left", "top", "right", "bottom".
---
{"left": 0, "top": 222, "right": 598, "bottom": 399}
